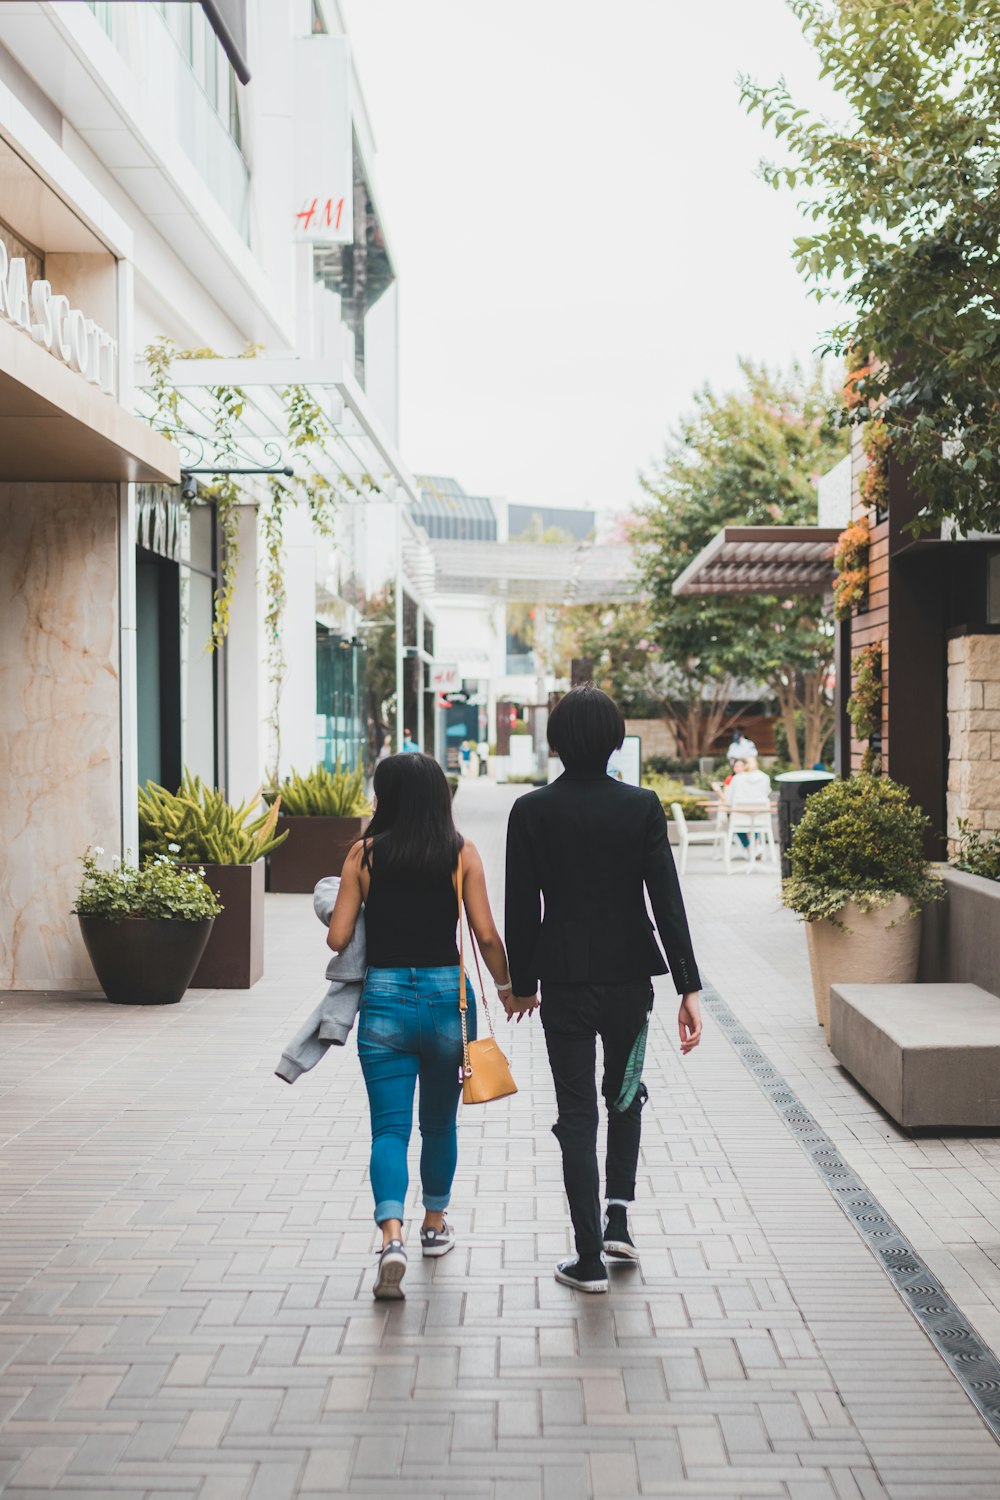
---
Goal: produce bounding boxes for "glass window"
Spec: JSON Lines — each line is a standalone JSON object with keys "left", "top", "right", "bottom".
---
{"left": 989, "top": 552, "right": 1000, "bottom": 624}
{"left": 179, "top": 567, "right": 216, "bottom": 785}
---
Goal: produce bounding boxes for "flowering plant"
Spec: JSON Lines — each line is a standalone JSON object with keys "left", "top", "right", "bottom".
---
{"left": 72, "top": 847, "right": 222, "bottom": 923}
{"left": 832, "top": 516, "right": 870, "bottom": 621}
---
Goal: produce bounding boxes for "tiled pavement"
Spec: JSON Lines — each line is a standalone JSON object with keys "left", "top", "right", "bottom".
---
{"left": 0, "top": 779, "right": 999, "bottom": 1499}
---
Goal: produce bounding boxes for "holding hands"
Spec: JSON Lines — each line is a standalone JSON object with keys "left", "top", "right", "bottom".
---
{"left": 502, "top": 989, "right": 539, "bottom": 1023}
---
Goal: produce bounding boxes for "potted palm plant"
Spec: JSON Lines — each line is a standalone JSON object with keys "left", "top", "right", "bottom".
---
{"left": 73, "top": 847, "right": 220, "bottom": 1005}
{"left": 782, "top": 775, "right": 943, "bottom": 1038}
{"left": 265, "top": 762, "right": 372, "bottom": 892}
{"left": 139, "top": 773, "right": 287, "bottom": 989}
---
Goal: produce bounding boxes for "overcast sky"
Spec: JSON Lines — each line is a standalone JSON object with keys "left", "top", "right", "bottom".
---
{"left": 342, "top": 0, "right": 843, "bottom": 515}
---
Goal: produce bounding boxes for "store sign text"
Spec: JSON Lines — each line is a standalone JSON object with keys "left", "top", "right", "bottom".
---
{"left": 295, "top": 196, "right": 346, "bottom": 234}
{"left": 0, "top": 245, "right": 117, "bottom": 396}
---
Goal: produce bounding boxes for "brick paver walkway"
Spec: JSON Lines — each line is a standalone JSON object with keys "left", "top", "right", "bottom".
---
{"left": 1, "top": 779, "right": 998, "bottom": 1499}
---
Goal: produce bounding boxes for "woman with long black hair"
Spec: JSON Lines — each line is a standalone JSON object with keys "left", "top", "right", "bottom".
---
{"left": 326, "top": 752, "right": 513, "bottom": 1299}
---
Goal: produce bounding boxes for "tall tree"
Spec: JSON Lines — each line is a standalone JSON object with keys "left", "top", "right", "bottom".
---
{"left": 634, "top": 361, "right": 845, "bottom": 763}
{"left": 742, "top": 0, "right": 1000, "bottom": 536}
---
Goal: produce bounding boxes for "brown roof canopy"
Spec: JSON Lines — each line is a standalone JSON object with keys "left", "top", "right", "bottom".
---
{"left": 671, "top": 526, "right": 839, "bottom": 598}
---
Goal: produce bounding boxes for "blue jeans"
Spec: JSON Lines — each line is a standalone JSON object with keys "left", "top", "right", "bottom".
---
{"left": 358, "top": 966, "right": 477, "bottom": 1224}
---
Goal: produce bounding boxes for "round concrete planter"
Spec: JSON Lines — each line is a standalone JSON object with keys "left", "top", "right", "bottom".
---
{"left": 78, "top": 915, "right": 215, "bottom": 1005}
{"left": 805, "top": 893, "right": 921, "bottom": 1042}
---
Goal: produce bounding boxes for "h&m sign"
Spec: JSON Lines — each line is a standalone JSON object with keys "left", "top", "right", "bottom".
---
{"left": 0, "top": 245, "right": 117, "bottom": 396}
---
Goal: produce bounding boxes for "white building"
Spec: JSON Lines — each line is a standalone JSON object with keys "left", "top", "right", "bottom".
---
{"left": 0, "top": 0, "right": 427, "bottom": 991}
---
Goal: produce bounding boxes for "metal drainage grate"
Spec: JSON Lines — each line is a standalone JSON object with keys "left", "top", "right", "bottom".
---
{"left": 701, "top": 981, "right": 1000, "bottom": 1438}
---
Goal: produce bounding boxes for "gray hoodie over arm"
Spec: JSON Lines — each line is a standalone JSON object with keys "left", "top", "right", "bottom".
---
{"left": 274, "top": 876, "right": 367, "bottom": 1084}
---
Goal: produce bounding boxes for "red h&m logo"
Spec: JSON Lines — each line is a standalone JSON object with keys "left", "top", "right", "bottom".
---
{"left": 295, "top": 197, "right": 345, "bottom": 232}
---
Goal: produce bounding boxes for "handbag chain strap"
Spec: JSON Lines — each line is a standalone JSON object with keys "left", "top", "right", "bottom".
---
{"left": 456, "top": 853, "right": 497, "bottom": 1083}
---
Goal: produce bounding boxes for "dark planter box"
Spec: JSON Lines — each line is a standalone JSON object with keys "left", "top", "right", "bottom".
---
{"left": 268, "top": 815, "right": 370, "bottom": 893}
{"left": 78, "top": 915, "right": 214, "bottom": 1005}
{"left": 188, "top": 859, "right": 264, "bottom": 990}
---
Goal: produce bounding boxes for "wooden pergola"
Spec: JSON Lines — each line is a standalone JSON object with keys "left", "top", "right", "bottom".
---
{"left": 671, "top": 527, "right": 840, "bottom": 598}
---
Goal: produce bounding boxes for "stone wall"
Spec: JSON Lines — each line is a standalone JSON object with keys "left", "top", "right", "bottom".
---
{"left": 0, "top": 483, "right": 122, "bottom": 989}
{"left": 625, "top": 718, "right": 678, "bottom": 760}
{"left": 946, "top": 632, "right": 1000, "bottom": 843}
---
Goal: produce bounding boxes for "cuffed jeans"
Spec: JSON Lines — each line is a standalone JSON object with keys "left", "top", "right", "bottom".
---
{"left": 540, "top": 979, "right": 653, "bottom": 1258}
{"left": 358, "top": 966, "right": 477, "bottom": 1224}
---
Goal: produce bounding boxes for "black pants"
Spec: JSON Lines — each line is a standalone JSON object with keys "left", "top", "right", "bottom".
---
{"left": 540, "top": 979, "right": 653, "bottom": 1258}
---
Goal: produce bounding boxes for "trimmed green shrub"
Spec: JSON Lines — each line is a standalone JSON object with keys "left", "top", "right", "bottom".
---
{"left": 782, "top": 774, "right": 942, "bottom": 924}
{"left": 645, "top": 755, "right": 701, "bottom": 777}
{"left": 953, "top": 819, "right": 1000, "bottom": 882}
{"left": 139, "top": 772, "right": 288, "bottom": 865}
{"left": 265, "top": 762, "right": 370, "bottom": 818}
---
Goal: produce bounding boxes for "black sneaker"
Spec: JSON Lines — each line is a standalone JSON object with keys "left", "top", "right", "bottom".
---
{"left": 554, "top": 1255, "right": 609, "bottom": 1293}
{"left": 603, "top": 1206, "right": 640, "bottom": 1263}
{"left": 373, "top": 1239, "right": 407, "bottom": 1300}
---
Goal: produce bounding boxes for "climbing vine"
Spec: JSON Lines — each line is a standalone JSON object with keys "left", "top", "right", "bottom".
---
{"left": 847, "top": 642, "right": 883, "bottom": 776}
{"left": 143, "top": 339, "right": 388, "bottom": 776}
{"left": 860, "top": 420, "right": 891, "bottom": 519}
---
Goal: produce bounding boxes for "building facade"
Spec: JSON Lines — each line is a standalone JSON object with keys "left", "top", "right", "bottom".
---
{"left": 0, "top": 0, "right": 425, "bottom": 991}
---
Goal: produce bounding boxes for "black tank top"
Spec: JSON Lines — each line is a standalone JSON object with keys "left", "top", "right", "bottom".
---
{"left": 364, "top": 842, "right": 461, "bottom": 969}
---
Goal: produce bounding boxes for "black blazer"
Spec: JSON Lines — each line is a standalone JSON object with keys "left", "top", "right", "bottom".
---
{"left": 504, "top": 769, "right": 701, "bottom": 997}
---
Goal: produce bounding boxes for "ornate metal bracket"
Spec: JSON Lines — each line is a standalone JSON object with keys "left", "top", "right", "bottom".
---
{"left": 180, "top": 464, "right": 295, "bottom": 500}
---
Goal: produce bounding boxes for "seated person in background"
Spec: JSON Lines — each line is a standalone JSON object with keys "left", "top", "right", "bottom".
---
{"left": 720, "top": 757, "right": 746, "bottom": 793}
{"left": 725, "top": 756, "right": 771, "bottom": 807}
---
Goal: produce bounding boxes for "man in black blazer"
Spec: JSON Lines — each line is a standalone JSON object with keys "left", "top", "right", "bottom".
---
{"left": 503, "top": 686, "right": 702, "bottom": 1293}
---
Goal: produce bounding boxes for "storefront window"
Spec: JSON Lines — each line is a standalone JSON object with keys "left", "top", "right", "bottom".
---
{"left": 136, "top": 492, "right": 225, "bottom": 792}
{"left": 316, "top": 626, "right": 367, "bottom": 772}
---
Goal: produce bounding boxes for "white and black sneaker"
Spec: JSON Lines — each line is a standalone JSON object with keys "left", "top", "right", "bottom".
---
{"left": 603, "top": 1206, "right": 640, "bottom": 1264}
{"left": 373, "top": 1238, "right": 407, "bottom": 1300}
{"left": 420, "top": 1217, "right": 456, "bottom": 1258}
{"left": 554, "top": 1255, "right": 609, "bottom": 1294}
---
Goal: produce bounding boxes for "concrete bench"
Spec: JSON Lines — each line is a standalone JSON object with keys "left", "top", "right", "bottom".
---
{"left": 829, "top": 983, "right": 1000, "bottom": 1129}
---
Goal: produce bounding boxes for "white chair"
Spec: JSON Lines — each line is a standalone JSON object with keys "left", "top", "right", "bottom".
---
{"left": 724, "top": 804, "right": 778, "bottom": 874}
{"left": 670, "top": 802, "right": 722, "bottom": 875}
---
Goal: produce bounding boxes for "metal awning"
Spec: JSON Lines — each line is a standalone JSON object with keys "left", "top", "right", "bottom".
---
{"left": 134, "top": 357, "right": 421, "bottom": 508}
{"left": 0, "top": 317, "right": 179, "bottom": 483}
{"left": 671, "top": 526, "right": 840, "bottom": 597}
{"left": 427, "top": 538, "right": 635, "bottom": 604}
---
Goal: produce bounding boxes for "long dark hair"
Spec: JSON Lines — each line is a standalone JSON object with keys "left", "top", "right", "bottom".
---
{"left": 363, "top": 752, "right": 463, "bottom": 878}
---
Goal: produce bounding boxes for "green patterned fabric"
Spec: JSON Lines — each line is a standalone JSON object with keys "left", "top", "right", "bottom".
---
{"left": 613, "top": 1020, "right": 649, "bottom": 1113}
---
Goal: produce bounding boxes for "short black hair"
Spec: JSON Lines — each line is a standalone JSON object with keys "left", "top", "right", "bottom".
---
{"left": 547, "top": 684, "right": 625, "bottom": 771}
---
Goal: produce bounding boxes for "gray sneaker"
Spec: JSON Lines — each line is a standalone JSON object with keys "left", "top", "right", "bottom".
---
{"left": 420, "top": 1217, "right": 456, "bottom": 1258}
{"left": 373, "top": 1239, "right": 407, "bottom": 1299}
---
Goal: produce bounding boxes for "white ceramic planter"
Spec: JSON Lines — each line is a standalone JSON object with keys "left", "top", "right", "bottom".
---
{"left": 805, "top": 893, "right": 922, "bottom": 1043}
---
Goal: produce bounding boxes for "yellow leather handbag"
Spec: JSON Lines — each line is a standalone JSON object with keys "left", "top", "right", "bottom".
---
{"left": 456, "top": 855, "right": 518, "bottom": 1105}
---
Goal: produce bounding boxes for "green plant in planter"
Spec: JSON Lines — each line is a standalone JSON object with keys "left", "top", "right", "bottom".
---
{"left": 447, "top": 774, "right": 460, "bottom": 800}
{"left": 782, "top": 774, "right": 942, "bottom": 926}
{"left": 139, "top": 773, "right": 288, "bottom": 864}
{"left": 846, "top": 643, "right": 882, "bottom": 775}
{"left": 953, "top": 819, "right": 1000, "bottom": 883}
{"left": 643, "top": 773, "right": 708, "bottom": 821}
{"left": 73, "top": 847, "right": 222, "bottom": 922}
{"left": 264, "top": 762, "right": 371, "bottom": 817}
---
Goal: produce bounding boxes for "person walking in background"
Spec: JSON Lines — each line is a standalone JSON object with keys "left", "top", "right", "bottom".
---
{"left": 726, "top": 726, "right": 757, "bottom": 763}
{"left": 326, "top": 753, "right": 514, "bottom": 1300}
{"left": 504, "top": 685, "right": 702, "bottom": 1294}
{"left": 402, "top": 728, "right": 420, "bottom": 753}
